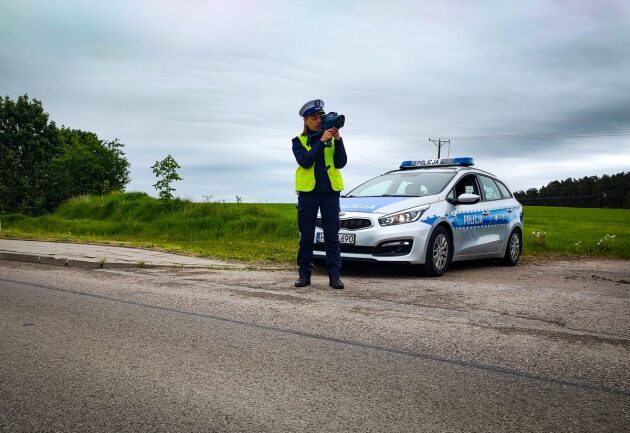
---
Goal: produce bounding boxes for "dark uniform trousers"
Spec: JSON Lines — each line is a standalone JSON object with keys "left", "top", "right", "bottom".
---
{"left": 297, "top": 191, "right": 341, "bottom": 279}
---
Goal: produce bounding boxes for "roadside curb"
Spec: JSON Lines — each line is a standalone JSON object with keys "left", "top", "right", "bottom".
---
{"left": 1, "top": 252, "right": 127, "bottom": 269}
{"left": 0, "top": 251, "right": 235, "bottom": 270}
{"left": 0, "top": 239, "right": 291, "bottom": 271}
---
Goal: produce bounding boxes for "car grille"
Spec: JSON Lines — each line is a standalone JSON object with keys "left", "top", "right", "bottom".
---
{"left": 316, "top": 218, "right": 372, "bottom": 230}
{"left": 313, "top": 240, "right": 414, "bottom": 257}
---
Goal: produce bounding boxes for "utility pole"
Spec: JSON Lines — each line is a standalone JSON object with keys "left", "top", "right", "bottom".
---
{"left": 429, "top": 138, "right": 450, "bottom": 159}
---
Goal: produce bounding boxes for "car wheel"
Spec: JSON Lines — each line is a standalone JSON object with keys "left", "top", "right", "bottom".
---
{"left": 502, "top": 229, "right": 522, "bottom": 266}
{"left": 421, "top": 225, "right": 452, "bottom": 277}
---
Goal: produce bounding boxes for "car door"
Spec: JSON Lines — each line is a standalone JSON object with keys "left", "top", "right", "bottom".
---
{"left": 477, "top": 174, "right": 514, "bottom": 253}
{"left": 447, "top": 174, "right": 494, "bottom": 256}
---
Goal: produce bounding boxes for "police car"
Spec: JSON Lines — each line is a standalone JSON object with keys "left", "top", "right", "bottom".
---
{"left": 313, "top": 157, "right": 523, "bottom": 276}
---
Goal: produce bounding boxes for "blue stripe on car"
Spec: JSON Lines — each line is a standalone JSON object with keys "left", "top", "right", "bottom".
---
{"left": 421, "top": 207, "right": 521, "bottom": 229}
{"left": 340, "top": 196, "right": 410, "bottom": 213}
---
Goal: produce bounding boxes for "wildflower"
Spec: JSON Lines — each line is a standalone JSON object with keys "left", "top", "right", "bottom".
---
{"left": 530, "top": 230, "right": 547, "bottom": 247}
{"left": 596, "top": 234, "right": 616, "bottom": 251}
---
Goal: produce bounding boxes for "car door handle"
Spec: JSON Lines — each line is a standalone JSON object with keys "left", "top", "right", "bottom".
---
{"left": 506, "top": 208, "right": 513, "bottom": 213}
{"left": 482, "top": 211, "right": 490, "bottom": 216}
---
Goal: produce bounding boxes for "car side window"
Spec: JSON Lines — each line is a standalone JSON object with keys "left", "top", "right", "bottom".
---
{"left": 495, "top": 180, "right": 512, "bottom": 198}
{"left": 478, "top": 175, "right": 502, "bottom": 201}
{"left": 454, "top": 175, "right": 480, "bottom": 197}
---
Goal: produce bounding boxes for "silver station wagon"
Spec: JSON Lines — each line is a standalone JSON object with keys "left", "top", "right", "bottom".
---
{"left": 313, "top": 157, "right": 523, "bottom": 276}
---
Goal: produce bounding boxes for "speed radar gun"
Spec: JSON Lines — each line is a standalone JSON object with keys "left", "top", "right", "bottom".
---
{"left": 310, "top": 112, "right": 345, "bottom": 147}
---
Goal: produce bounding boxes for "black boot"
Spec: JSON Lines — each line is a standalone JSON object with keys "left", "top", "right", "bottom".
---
{"left": 329, "top": 278, "right": 344, "bottom": 290}
{"left": 295, "top": 276, "right": 311, "bottom": 287}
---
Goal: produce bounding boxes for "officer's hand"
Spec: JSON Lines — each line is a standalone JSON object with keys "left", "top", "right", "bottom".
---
{"left": 331, "top": 128, "right": 340, "bottom": 140}
{"left": 320, "top": 129, "right": 334, "bottom": 143}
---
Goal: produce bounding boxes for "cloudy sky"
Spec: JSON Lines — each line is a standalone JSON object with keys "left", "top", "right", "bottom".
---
{"left": 2, "top": 0, "right": 629, "bottom": 202}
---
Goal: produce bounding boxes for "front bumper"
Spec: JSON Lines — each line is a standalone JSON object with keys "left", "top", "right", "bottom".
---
{"left": 313, "top": 212, "right": 433, "bottom": 264}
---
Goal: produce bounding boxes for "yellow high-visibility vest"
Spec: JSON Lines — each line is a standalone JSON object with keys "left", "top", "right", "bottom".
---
{"left": 295, "top": 134, "right": 344, "bottom": 192}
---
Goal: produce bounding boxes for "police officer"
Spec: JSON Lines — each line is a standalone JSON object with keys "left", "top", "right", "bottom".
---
{"left": 293, "top": 99, "right": 347, "bottom": 289}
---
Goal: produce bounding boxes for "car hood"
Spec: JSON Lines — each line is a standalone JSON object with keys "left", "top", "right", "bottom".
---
{"left": 340, "top": 195, "right": 440, "bottom": 214}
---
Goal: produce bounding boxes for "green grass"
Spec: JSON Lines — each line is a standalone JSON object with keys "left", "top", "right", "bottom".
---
{"left": 522, "top": 206, "right": 628, "bottom": 259}
{"left": 0, "top": 192, "right": 628, "bottom": 262}
{"left": 0, "top": 192, "right": 299, "bottom": 263}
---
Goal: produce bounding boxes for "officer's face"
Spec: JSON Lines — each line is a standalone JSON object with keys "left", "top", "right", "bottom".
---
{"left": 304, "top": 114, "right": 322, "bottom": 132}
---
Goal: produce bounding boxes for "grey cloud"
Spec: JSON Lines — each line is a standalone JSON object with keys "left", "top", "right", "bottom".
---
{"left": 3, "top": 0, "right": 629, "bottom": 203}
{"left": 555, "top": 100, "right": 630, "bottom": 132}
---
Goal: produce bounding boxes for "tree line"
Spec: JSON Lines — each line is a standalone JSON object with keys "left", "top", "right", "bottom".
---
{"left": 513, "top": 172, "right": 629, "bottom": 208}
{"left": 1, "top": 95, "right": 130, "bottom": 215}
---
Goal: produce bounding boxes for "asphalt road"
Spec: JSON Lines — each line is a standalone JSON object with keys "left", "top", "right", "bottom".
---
{"left": 1, "top": 259, "right": 628, "bottom": 432}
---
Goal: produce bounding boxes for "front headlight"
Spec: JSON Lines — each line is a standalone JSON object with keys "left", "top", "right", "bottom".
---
{"left": 378, "top": 205, "right": 429, "bottom": 226}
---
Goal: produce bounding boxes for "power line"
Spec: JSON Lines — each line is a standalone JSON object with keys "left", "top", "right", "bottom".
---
{"left": 349, "top": 127, "right": 630, "bottom": 169}
{"left": 352, "top": 140, "right": 434, "bottom": 167}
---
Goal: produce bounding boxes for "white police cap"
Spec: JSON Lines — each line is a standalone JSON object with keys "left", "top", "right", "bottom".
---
{"left": 299, "top": 99, "right": 325, "bottom": 117}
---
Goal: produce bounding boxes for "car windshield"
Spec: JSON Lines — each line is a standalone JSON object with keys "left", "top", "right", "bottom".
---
{"left": 347, "top": 171, "right": 456, "bottom": 197}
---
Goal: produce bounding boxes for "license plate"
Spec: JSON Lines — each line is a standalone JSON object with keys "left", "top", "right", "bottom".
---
{"left": 315, "top": 232, "right": 355, "bottom": 244}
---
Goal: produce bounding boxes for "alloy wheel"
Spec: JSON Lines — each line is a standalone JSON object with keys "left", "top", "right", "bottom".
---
{"left": 509, "top": 232, "right": 521, "bottom": 261}
{"left": 433, "top": 234, "right": 449, "bottom": 270}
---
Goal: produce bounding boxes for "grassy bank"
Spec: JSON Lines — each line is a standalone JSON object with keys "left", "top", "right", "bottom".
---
{"left": 1, "top": 192, "right": 628, "bottom": 262}
{"left": 0, "top": 193, "right": 298, "bottom": 262}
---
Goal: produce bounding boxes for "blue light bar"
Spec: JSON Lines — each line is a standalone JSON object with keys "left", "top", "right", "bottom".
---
{"left": 452, "top": 157, "right": 474, "bottom": 166}
{"left": 399, "top": 157, "right": 474, "bottom": 169}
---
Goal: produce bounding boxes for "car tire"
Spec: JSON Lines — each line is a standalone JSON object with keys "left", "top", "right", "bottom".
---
{"left": 421, "top": 225, "right": 452, "bottom": 277}
{"left": 501, "top": 228, "right": 522, "bottom": 266}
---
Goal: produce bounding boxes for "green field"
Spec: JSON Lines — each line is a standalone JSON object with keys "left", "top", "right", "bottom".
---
{"left": 521, "top": 206, "right": 628, "bottom": 258}
{"left": 1, "top": 192, "right": 628, "bottom": 262}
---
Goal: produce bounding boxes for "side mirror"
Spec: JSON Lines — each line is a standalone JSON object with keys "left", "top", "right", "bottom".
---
{"left": 457, "top": 193, "right": 481, "bottom": 204}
